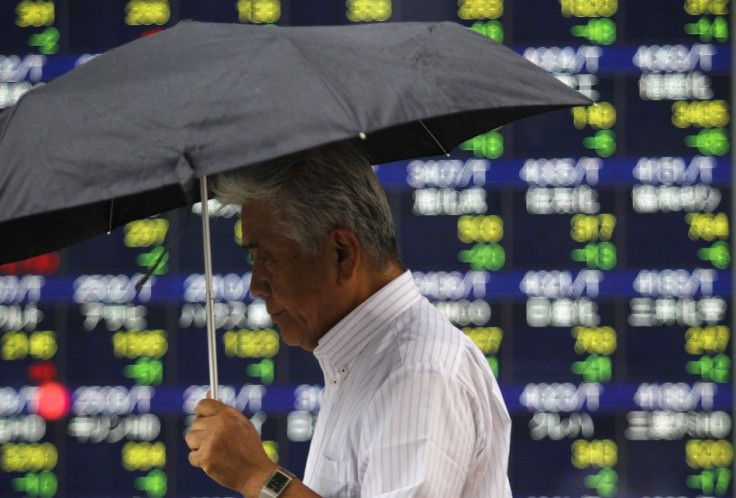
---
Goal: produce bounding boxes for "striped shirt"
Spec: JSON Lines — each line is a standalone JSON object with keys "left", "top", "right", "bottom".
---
{"left": 303, "top": 271, "right": 512, "bottom": 497}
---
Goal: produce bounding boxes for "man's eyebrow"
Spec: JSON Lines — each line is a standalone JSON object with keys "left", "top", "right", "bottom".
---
{"left": 242, "top": 240, "right": 258, "bottom": 250}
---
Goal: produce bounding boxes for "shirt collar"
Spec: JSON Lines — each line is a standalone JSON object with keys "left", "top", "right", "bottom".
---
{"left": 313, "top": 270, "right": 421, "bottom": 380}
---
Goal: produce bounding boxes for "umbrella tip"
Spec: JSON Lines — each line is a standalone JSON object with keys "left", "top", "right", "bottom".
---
{"left": 359, "top": 131, "right": 367, "bottom": 140}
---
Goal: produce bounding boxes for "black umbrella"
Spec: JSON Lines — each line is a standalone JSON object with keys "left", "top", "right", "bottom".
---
{"left": 0, "top": 20, "right": 591, "bottom": 395}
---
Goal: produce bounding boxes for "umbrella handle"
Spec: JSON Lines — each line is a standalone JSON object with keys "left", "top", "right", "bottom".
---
{"left": 200, "top": 176, "right": 219, "bottom": 400}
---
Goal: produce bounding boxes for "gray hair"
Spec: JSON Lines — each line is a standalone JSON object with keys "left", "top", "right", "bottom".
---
{"left": 212, "top": 142, "right": 402, "bottom": 269}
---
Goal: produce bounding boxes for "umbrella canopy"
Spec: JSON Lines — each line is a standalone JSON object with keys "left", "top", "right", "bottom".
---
{"left": 0, "top": 20, "right": 589, "bottom": 264}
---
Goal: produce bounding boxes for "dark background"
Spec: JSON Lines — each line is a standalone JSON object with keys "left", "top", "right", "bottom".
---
{"left": 0, "top": 1, "right": 732, "bottom": 497}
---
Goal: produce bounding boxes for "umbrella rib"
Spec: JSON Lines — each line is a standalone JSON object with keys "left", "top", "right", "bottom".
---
{"left": 286, "top": 38, "right": 364, "bottom": 136}
{"left": 418, "top": 120, "right": 449, "bottom": 156}
{"left": 107, "top": 199, "right": 114, "bottom": 234}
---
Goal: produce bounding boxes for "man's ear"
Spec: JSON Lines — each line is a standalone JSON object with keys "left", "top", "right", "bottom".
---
{"left": 330, "top": 228, "right": 361, "bottom": 282}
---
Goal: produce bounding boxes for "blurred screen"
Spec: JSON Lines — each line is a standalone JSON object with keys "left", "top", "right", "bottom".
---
{"left": 0, "top": 1, "right": 733, "bottom": 497}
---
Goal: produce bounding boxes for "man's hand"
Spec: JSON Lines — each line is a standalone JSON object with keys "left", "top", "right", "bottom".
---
{"left": 185, "top": 398, "right": 277, "bottom": 497}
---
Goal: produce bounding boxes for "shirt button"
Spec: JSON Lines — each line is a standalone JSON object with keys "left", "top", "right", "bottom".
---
{"left": 339, "top": 367, "right": 348, "bottom": 375}
{"left": 331, "top": 378, "right": 339, "bottom": 385}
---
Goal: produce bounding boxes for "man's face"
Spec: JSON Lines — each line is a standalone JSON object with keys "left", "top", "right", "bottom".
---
{"left": 240, "top": 200, "right": 338, "bottom": 350}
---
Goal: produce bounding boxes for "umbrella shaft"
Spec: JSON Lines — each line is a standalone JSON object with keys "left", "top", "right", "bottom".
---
{"left": 200, "top": 176, "right": 219, "bottom": 400}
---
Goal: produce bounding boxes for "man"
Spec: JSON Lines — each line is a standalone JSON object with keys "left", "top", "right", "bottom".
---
{"left": 185, "top": 143, "right": 512, "bottom": 497}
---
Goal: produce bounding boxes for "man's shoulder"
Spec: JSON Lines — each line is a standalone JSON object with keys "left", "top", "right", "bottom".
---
{"left": 389, "top": 297, "right": 489, "bottom": 379}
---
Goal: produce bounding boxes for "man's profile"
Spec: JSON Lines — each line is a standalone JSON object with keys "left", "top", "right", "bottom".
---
{"left": 185, "top": 143, "right": 511, "bottom": 498}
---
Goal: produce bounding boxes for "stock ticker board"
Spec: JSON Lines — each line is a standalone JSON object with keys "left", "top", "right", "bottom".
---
{"left": 0, "top": 0, "right": 733, "bottom": 497}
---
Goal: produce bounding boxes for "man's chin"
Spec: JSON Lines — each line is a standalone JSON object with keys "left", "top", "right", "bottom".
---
{"left": 272, "top": 316, "right": 318, "bottom": 350}
{"left": 279, "top": 327, "right": 318, "bottom": 351}
{"left": 273, "top": 323, "right": 302, "bottom": 347}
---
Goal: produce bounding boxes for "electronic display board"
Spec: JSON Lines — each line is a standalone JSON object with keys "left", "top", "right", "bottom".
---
{"left": 0, "top": 1, "right": 733, "bottom": 497}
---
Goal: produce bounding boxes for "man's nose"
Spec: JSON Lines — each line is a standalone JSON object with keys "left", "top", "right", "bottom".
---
{"left": 249, "top": 262, "right": 270, "bottom": 298}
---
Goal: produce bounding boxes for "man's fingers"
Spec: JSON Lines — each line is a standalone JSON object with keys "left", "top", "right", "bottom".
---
{"left": 189, "top": 415, "right": 209, "bottom": 432}
{"left": 188, "top": 447, "right": 213, "bottom": 470}
{"left": 194, "top": 398, "right": 223, "bottom": 417}
{"left": 188, "top": 448, "right": 202, "bottom": 469}
{"left": 184, "top": 427, "right": 202, "bottom": 450}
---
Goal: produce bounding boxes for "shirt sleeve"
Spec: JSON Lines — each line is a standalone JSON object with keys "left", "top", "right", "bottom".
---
{"left": 357, "top": 364, "right": 483, "bottom": 498}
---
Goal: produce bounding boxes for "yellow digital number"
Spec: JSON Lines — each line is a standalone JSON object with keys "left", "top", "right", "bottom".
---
{"left": 458, "top": 0, "right": 504, "bottom": 20}
{"left": 1, "top": 331, "right": 29, "bottom": 360}
{"left": 2, "top": 331, "right": 56, "bottom": 360}
{"left": 463, "top": 327, "right": 503, "bottom": 354}
{"left": 571, "top": 102, "right": 616, "bottom": 129}
{"left": 263, "top": 441, "right": 279, "bottom": 463}
{"left": 572, "top": 326, "right": 617, "bottom": 354}
{"left": 237, "top": 0, "right": 281, "bottom": 24}
{"left": 560, "top": 0, "right": 618, "bottom": 17}
{"left": 686, "top": 439, "right": 733, "bottom": 468}
{"left": 685, "top": 326, "right": 730, "bottom": 354}
{"left": 112, "top": 330, "right": 168, "bottom": 359}
{"left": 29, "top": 330, "right": 57, "bottom": 359}
{"left": 571, "top": 439, "right": 617, "bottom": 468}
{"left": 672, "top": 100, "right": 730, "bottom": 129}
{"left": 685, "top": 212, "right": 729, "bottom": 241}
{"left": 125, "top": 0, "right": 170, "bottom": 26}
{"left": 570, "top": 214, "right": 616, "bottom": 242}
{"left": 15, "top": 0, "right": 55, "bottom": 27}
{"left": 1, "top": 443, "right": 58, "bottom": 472}
{"left": 458, "top": 215, "right": 503, "bottom": 243}
{"left": 234, "top": 219, "right": 243, "bottom": 246}
{"left": 347, "top": 0, "right": 392, "bottom": 22}
{"left": 124, "top": 218, "right": 169, "bottom": 247}
{"left": 223, "top": 329, "right": 280, "bottom": 358}
{"left": 685, "top": 0, "right": 729, "bottom": 15}
{"left": 122, "top": 442, "right": 166, "bottom": 471}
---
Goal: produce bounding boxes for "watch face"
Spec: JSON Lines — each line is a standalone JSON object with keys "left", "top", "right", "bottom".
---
{"left": 266, "top": 471, "right": 290, "bottom": 492}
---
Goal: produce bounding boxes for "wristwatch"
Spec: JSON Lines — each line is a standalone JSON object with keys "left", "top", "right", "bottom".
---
{"left": 259, "top": 467, "right": 295, "bottom": 498}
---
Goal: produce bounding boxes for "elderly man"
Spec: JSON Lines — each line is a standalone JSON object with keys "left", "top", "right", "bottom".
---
{"left": 185, "top": 143, "right": 511, "bottom": 497}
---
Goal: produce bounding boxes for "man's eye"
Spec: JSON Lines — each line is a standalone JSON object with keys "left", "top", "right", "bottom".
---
{"left": 252, "top": 255, "right": 274, "bottom": 265}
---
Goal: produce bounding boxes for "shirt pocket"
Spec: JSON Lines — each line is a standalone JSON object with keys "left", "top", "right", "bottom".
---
{"left": 311, "top": 453, "right": 358, "bottom": 498}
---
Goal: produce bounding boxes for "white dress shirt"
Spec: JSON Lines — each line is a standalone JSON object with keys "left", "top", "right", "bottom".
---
{"left": 303, "top": 271, "right": 512, "bottom": 497}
